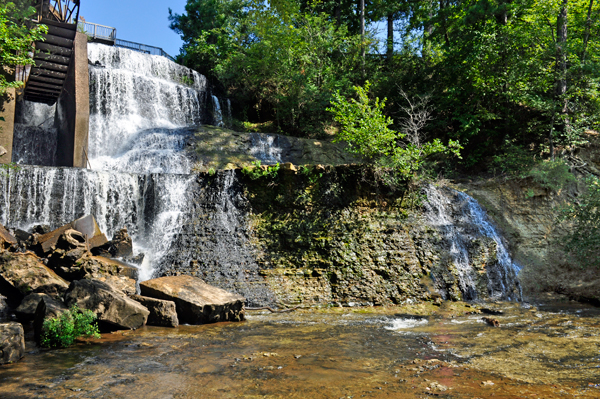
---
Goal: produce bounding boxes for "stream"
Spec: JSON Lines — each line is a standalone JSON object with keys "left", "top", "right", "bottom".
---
{"left": 1, "top": 299, "right": 598, "bottom": 398}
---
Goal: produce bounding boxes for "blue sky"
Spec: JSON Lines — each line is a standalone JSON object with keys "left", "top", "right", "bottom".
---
{"left": 79, "top": 0, "right": 187, "bottom": 57}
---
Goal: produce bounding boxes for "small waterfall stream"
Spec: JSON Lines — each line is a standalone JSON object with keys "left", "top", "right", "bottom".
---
{"left": 423, "top": 185, "right": 521, "bottom": 301}
{"left": 12, "top": 101, "right": 57, "bottom": 166}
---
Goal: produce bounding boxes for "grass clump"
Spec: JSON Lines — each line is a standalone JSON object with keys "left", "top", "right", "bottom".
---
{"left": 41, "top": 305, "right": 101, "bottom": 348}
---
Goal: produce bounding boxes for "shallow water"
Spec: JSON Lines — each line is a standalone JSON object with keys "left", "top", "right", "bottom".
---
{"left": 1, "top": 300, "right": 599, "bottom": 398}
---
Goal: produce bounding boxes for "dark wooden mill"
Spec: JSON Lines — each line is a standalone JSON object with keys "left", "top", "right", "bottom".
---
{"left": 21, "top": 0, "right": 80, "bottom": 105}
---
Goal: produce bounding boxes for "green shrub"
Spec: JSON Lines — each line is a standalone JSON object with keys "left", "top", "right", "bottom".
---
{"left": 526, "top": 159, "right": 575, "bottom": 193}
{"left": 41, "top": 305, "right": 101, "bottom": 348}
{"left": 241, "top": 160, "right": 280, "bottom": 180}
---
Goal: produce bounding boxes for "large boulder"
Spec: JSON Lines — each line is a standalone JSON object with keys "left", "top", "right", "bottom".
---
{"left": 139, "top": 275, "right": 245, "bottom": 324}
{"left": 47, "top": 229, "right": 90, "bottom": 270}
{"left": 0, "top": 322, "right": 25, "bottom": 364}
{"left": 65, "top": 279, "right": 149, "bottom": 330}
{"left": 16, "top": 292, "right": 54, "bottom": 321}
{"left": 0, "top": 252, "right": 69, "bottom": 306}
{"left": 37, "top": 215, "right": 108, "bottom": 255}
{"left": 33, "top": 295, "right": 68, "bottom": 343}
{"left": 0, "top": 224, "right": 17, "bottom": 250}
{"left": 131, "top": 295, "right": 179, "bottom": 327}
{"left": 51, "top": 254, "right": 138, "bottom": 295}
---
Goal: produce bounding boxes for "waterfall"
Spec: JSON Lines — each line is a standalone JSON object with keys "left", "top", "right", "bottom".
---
{"left": 211, "top": 95, "right": 224, "bottom": 127}
{"left": 249, "top": 133, "right": 283, "bottom": 164}
{"left": 87, "top": 43, "right": 206, "bottom": 171}
{"left": 12, "top": 101, "right": 57, "bottom": 166}
{"left": 423, "top": 185, "right": 521, "bottom": 301}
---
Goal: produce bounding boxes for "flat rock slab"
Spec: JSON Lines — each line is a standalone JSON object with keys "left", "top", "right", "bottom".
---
{"left": 0, "top": 322, "right": 25, "bottom": 364}
{"left": 140, "top": 275, "right": 245, "bottom": 324}
{"left": 65, "top": 279, "right": 149, "bottom": 330}
{"left": 38, "top": 215, "right": 108, "bottom": 254}
{"left": 131, "top": 295, "right": 179, "bottom": 327}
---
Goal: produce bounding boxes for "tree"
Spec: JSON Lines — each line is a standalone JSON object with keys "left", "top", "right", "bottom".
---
{"left": 0, "top": 1, "right": 46, "bottom": 94}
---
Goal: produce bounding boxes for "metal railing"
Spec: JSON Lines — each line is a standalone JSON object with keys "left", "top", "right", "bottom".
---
{"left": 78, "top": 21, "right": 116, "bottom": 42}
{"left": 114, "top": 39, "right": 175, "bottom": 62}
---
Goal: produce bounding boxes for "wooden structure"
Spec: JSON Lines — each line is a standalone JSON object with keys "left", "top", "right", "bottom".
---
{"left": 22, "top": 0, "right": 80, "bottom": 105}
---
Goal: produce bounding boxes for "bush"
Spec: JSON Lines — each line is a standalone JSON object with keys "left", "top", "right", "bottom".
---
{"left": 41, "top": 305, "right": 101, "bottom": 348}
{"left": 527, "top": 159, "right": 575, "bottom": 193}
{"left": 559, "top": 176, "right": 600, "bottom": 268}
{"left": 241, "top": 160, "right": 280, "bottom": 180}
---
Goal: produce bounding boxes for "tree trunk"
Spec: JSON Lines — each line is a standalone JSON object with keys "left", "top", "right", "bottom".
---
{"left": 582, "top": 0, "right": 594, "bottom": 63}
{"left": 335, "top": 1, "right": 341, "bottom": 26}
{"left": 439, "top": 0, "right": 450, "bottom": 46}
{"left": 553, "top": 0, "right": 568, "bottom": 160}
{"left": 387, "top": 13, "right": 394, "bottom": 62}
{"left": 360, "top": 0, "right": 365, "bottom": 73}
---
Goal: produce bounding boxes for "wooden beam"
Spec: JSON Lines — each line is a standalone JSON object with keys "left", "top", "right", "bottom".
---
{"left": 34, "top": 60, "right": 69, "bottom": 72}
{"left": 30, "top": 67, "right": 67, "bottom": 80}
{"left": 34, "top": 52, "right": 70, "bottom": 65}
{"left": 41, "top": 33, "right": 74, "bottom": 48}
{"left": 25, "top": 80, "right": 63, "bottom": 90}
{"left": 35, "top": 42, "right": 73, "bottom": 57}
{"left": 46, "top": 24, "right": 76, "bottom": 40}
{"left": 27, "top": 74, "right": 64, "bottom": 85}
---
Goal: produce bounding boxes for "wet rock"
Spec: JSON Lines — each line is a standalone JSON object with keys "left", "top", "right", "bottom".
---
{"left": 33, "top": 295, "right": 68, "bottom": 343}
{"left": 123, "top": 253, "right": 145, "bottom": 266}
{"left": 0, "top": 252, "right": 69, "bottom": 306}
{"left": 48, "top": 229, "right": 91, "bottom": 271}
{"left": 131, "top": 295, "right": 178, "bottom": 327}
{"left": 92, "top": 227, "right": 133, "bottom": 258}
{"left": 0, "top": 322, "right": 25, "bottom": 364}
{"left": 16, "top": 293, "right": 54, "bottom": 321}
{"left": 37, "top": 215, "right": 107, "bottom": 255}
{"left": 140, "top": 275, "right": 245, "bottom": 324}
{"left": 32, "top": 225, "right": 51, "bottom": 235}
{"left": 0, "top": 224, "right": 17, "bottom": 250}
{"left": 482, "top": 317, "right": 500, "bottom": 327}
{"left": 65, "top": 279, "right": 149, "bottom": 330}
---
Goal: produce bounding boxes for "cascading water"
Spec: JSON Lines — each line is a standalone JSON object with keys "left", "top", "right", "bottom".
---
{"left": 422, "top": 184, "right": 521, "bottom": 301}
{"left": 87, "top": 43, "right": 206, "bottom": 172}
{"left": 249, "top": 133, "right": 283, "bottom": 164}
{"left": 211, "top": 95, "right": 224, "bottom": 127}
{"left": 12, "top": 101, "right": 57, "bottom": 166}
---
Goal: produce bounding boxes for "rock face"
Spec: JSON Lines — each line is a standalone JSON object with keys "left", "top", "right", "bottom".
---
{"left": 0, "top": 295, "right": 9, "bottom": 322}
{"left": 140, "top": 276, "right": 245, "bottom": 324}
{"left": 131, "top": 295, "right": 178, "bottom": 327}
{"left": 65, "top": 279, "right": 149, "bottom": 330}
{"left": 0, "top": 252, "right": 69, "bottom": 305}
{"left": 0, "top": 322, "right": 25, "bottom": 364}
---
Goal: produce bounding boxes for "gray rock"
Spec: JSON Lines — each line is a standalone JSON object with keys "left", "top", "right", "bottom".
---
{"left": 0, "top": 322, "right": 25, "bottom": 364}
{"left": 139, "top": 275, "right": 245, "bottom": 324}
{"left": 37, "top": 215, "right": 108, "bottom": 255}
{"left": 0, "top": 295, "right": 9, "bottom": 322}
{"left": 16, "top": 293, "right": 54, "bottom": 321}
{"left": 33, "top": 295, "right": 68, "bottom": 343}
{"left": 131, "top": 295, "right": 179, "bottom": 327}
{"left": 65, "top": 279, "right": 149, "bottom": 330}
{"left": 92, "top": 227, "right": 133, "bottom": 258}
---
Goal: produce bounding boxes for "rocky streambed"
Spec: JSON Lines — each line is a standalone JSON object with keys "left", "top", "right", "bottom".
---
{"left": 0, "top": 299, "right": 598, "bottom": 398}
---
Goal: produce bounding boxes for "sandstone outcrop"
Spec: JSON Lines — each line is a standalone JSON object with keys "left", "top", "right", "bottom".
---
{"left": 37, "top": 215, "right": 107, "bottom": 255}
{"left": 0, "top": 322, "right": 25, "bottom": 364}
{"left": 0, "top": 224, "right": 17, "bottom": 250}
{"left": 65, "top": 279, "right": 149, "bottom": 330}
{"left": 131, "top": 295, "right": 179, "bottom": 327}
{"left": 92, "top": 227, "right": 133, "bottom": 258}
{"left": 0, "top": 252, "right": 69, "bottom": 305}
{"left": 140, "top": 275, "right": 245, "bottom": 324}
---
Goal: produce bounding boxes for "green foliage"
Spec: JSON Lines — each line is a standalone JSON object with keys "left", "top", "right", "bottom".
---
{"left": 559, "top": 176, "right": 600, "bottom": 268}
{"left": 241, "top": 160, "right": 280, "bottom": 180}
{"left": 299, "top": 165, "right": 323, "bottom": 184}
{"left": 0, "top": 162, "right": 20, "bottom": 176}
{"left": 41, "top": 305, "right": 101, "bottom": 349}
{"left": 489, "top": 145, "right": 537, "bottom": 177}
{"left": 328, "top": 82, "right": 461, "bottom": 183}
{"left": 207, "top": 167, "right": 216, "bottom": 176}
{"left": 526, "top": 159, "right": 575, "bottom": 192}
{"left": 0, "top": 2, "right": 47, "bottom": 93}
